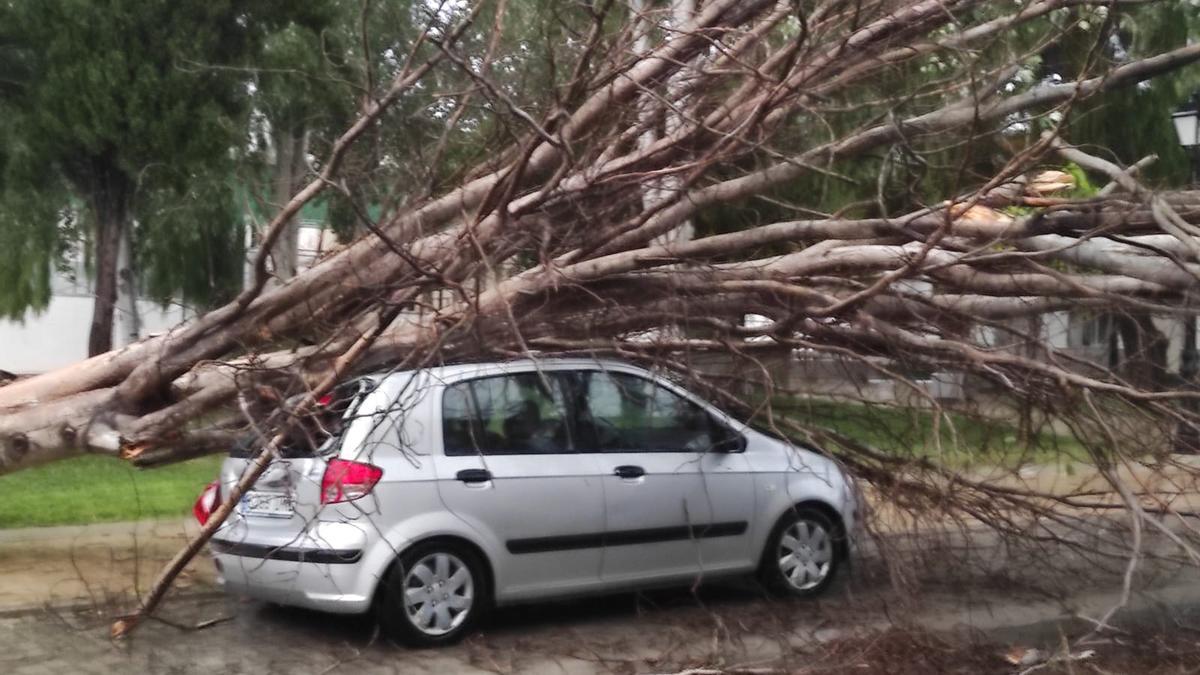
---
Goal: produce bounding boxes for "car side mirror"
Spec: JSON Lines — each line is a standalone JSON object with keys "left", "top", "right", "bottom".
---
{"left": 710, "top": 419, "right": 746, "bottom": 453}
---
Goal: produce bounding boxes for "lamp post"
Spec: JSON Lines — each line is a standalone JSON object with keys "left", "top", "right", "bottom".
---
{"left": 1172, "top": 93, "right": 1200, "bottom": 452}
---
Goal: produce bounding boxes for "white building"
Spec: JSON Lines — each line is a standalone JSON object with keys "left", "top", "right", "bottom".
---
{"left": 0, "top": 222, "right": 335, "bottom": 375}
{"left": 0, "top": 252, "right": 190, "bottom": 374}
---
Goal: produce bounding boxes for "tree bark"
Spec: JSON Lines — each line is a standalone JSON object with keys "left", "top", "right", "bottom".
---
{"left": 1116, "top": 313, "right": 1171, "bottom": 389}
{"left": 87, "top": 171, "right": 131, "bottom": 357}
{"left": 269, "top": 127, "right": 308, "bottom": 282}
{"left": 115, "top": 223, "right": 140, "bottom": 347}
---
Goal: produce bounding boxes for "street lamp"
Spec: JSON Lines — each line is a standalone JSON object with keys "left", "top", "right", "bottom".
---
{"left": 1173, "top": 92, "right": 1200, "bottom": 452}
{"left": 1173, "top": 93, "right": 1200, "bottom": 182}
{"left": 1173, "top": 94, "right": 1200, "bottom": 148}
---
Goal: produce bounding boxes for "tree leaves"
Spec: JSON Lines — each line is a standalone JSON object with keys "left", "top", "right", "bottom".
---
{"left": 0, "top": 0, "right": 333, "bottom": 317}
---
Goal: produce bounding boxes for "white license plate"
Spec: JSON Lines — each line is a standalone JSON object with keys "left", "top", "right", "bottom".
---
{"left": 240, "top": 491, "right": 294, "bottom": 518}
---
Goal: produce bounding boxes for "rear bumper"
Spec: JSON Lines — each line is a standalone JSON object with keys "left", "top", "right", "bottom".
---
{"left": 211, "top": 521, "right": 376, "bottom": 614}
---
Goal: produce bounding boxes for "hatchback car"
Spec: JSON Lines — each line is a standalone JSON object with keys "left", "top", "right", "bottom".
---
{"left": 200, "top": 359, "right": 857, "bottom": 646}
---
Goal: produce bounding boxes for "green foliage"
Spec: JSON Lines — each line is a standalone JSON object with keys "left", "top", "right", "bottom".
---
{"left": 1056, "top": 3, "right": 1198, "bottom": 187}
{"left": 5, "top": 0, "right": 1190, "bottom": 315}
{"left": 0, "top": 191, "right": 63, "bottom": 319}
{"left": 696, "top": 4, "right": 1051, "bottom": 238}
{"left": 255, "top": 0, "right": 613, "bottom": 239}
{"left": 238, "top": 2, "right": 358, "bottom": 240}
{"left": 0, "top": 1, "right": 323, "bottom": 314}
{"left": 138, "top": 178, "right": 246, "bottom": 306}
{"left": 694, "top": 3, "right": 1200, "bottom": 238}
{"left": 1063, "top": 162, "right": 1099, "bottom": 198}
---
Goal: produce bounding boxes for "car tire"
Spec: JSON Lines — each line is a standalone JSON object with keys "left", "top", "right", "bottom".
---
{"left": 377, "top": 540, "right": 489, "bottom": 647}
{"left": 757, "top": 506, "right": 844, "bottom": 598}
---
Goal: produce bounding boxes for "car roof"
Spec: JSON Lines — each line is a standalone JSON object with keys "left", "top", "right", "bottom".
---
{"left": 365, "top": 357, "right": 648, "bottom": 386}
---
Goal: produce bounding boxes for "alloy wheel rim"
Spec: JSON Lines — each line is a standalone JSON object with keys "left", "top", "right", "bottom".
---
{"left": 777, "top": 519, "right": 833, "bottom": 591}
{"left": 402, "top": 552, "right": 474, "bottom": 636}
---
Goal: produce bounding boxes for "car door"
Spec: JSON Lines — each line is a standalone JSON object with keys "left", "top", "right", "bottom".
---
{"left": 569, "top": 369, "right": 758, "bottom": 584}
{"left": 433, "top": 368, "right": 609, "bottom": 601}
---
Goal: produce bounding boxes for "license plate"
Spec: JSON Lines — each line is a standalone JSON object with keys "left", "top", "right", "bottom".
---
{"left": 240, "top": 491, "right": 294, "bottom": 518}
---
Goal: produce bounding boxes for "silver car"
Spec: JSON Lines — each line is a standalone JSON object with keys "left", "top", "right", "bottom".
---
{"left": 204, "top": 359, "right": 857, "bottom": 646}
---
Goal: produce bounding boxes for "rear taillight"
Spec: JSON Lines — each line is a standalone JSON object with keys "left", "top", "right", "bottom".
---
{"left": 193, "top": 479, "right": 221, "bottom": 525}
{"left": 321, "top": 459, "right": 383, "bottom": 504}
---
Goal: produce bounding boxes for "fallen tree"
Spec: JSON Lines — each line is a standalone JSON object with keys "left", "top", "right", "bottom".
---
{"left": 1, "top": 0, "right": 1199, "bottom": 637}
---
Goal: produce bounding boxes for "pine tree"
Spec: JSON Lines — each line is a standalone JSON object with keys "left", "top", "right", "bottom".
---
{"left": 0, "top": 1, "right": 325, "bottom": 354}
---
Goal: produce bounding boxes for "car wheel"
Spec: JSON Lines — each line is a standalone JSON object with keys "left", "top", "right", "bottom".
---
{"left": 758, "top": 507, "right": 843, "bottom": 598}
{"left": 378, "top": 541, "right": 488, "bottom": 647}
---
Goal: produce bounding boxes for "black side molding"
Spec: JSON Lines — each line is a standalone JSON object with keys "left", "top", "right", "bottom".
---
{"left": 507, "top": 521, "right": 748, "bottom": 555}
{"left": 210, "top": 539, "right": 363, "bottom": 564}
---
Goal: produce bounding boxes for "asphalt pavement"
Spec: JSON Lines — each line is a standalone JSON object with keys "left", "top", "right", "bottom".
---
{"left": 2, "top": 515, "right": 1200, "bottom": 673}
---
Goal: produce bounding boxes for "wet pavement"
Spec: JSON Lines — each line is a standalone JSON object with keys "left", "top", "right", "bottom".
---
{"left": 6, "top": 561, "right": 1200, "bottom": 675}
{"left": 0, "top": 580, "right": 883, "bottom": 674}
{"left": 4, "top": 488, "right": 1200, "bottom": 673}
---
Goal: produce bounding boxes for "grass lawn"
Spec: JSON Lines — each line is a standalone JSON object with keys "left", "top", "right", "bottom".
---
{"left": 760, "top": 398, "right": 1089, "bottom": 468}
{"left": 0, "top": 454, "right": 222, "bottom": 529}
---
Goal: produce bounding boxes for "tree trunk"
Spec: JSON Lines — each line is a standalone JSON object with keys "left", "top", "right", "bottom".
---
{"left": 1018, "top": 313, "right": 1042, "bottom": 447}
{"left": 269, "top": 127, "right": 309, "bottom": 282}
{"left": 1116, "top": 313, "right": 1170, "bottom": 389}
{"left": 115, "top": 224, "right": 140, "bottom": 348}
{"left": 87, "top": 178, "right": 130, "bottom": 357}
{"left": 630, "top": 0, "right": 696, "bottom": 247}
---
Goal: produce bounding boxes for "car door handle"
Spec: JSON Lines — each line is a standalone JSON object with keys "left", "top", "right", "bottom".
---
{"left": 613, "top": 465, "right": 645, "bottom": 479}
{"left": 456, "top": 469, "right": 492, "bottom": 483}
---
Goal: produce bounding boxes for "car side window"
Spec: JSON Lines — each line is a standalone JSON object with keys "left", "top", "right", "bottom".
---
{"left": 442, "top": 372, "right": 573, "bottom": 456}
{"left": 575, "top": 371, "right": 731, "bottom": 453}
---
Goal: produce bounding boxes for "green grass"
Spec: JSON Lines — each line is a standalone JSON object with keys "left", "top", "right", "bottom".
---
{"left": 0, "top": 455, "right": 222, "bottom": 529}
{"left": 761, "top": 399, "right": 1089, "bottom": 468}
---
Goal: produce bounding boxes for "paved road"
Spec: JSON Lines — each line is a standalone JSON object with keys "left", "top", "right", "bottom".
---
{"left": 3, "top": 495, "right": 1199, "bottom": 673}
{"left": 6, "top": 564, "right": 1200, "bottom": 675}
{"left": 0, "top": 580, "right": 885, "bottom": 675}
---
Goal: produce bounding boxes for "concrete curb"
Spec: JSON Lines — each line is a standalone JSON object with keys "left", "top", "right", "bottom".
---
{"left": 0, "top": 518, "right": 196, "bottom": 546}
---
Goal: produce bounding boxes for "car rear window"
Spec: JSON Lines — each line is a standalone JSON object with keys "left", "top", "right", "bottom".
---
{"left": 228, "top": 380, "right": 371, "bottom": 458}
